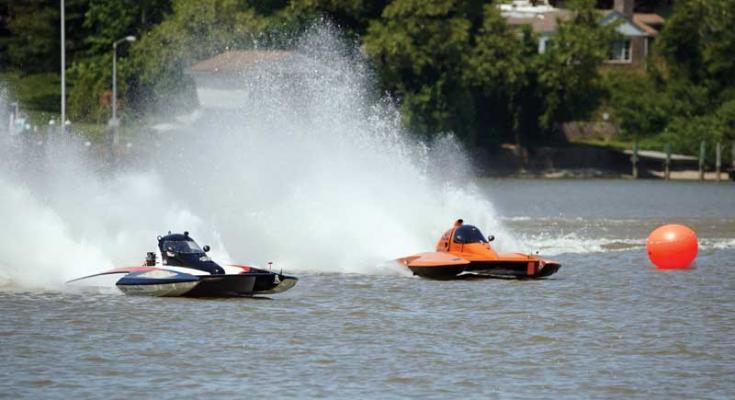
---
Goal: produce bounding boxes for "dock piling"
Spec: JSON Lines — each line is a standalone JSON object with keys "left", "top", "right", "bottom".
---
{"left": 631, "top": 140, "right": 639, "bottom": 179}
{"left": 664, "top": 143, "right": 671, "bottom": 180}
{"left": 699, "top": 141, "right": 706, "bottom": 181}
{"left": 715, "top": 142, "right": 721, "bottom": 182}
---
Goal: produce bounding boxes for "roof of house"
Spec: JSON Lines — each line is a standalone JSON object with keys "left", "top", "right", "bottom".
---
{"left": 601, "top": 10, "right": 649, "bottom": 37}
{"left": 189, "top": 50, "right": 293, "bottom": 74}
{"left": 505, "top": 9, "right": 573, "bottom": 34}
{"left": 633, "top": 13, "right": 665, "bottom": 36}
{"left": 501, "top": 2, "right": 664, "bottom": 37}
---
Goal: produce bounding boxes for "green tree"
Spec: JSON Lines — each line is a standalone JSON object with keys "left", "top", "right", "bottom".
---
{"left": 0, "top": 0, "right": 89, "bottom": 72}
{"left": 536, "top": 0, "right": 617, "bottom": 133}
{"left": 2, "top": 0, "right": 59, "bottom": 73}
{"left": 602, "top": 70, "right": 668, "bottom": 138}
{"left": 0, "top": 0, "right": 88, "bottom": 114}
{"left": 82, "top": 0, "right": 171, "bottom": 57}
{"left": 290, "top": 0, "right": 388, "bottom": 36}
{"left": 125, "top": 0, "right": 269, "bottom": 117}
{"left": 466, "top": 4, "right": 533, "bottom": 146}
{"left": 605, "top": 0, "right": 735, "bottom": 158}
{"left": 67, "top": 0, "right": 171, "bottom": 121}
{"left": 67, "top": 0, "right": 273, "bottom": 121}
{"left": 656, "top": 0, "right": 735, "bottom": 100}
{"left": 364, "top": 0, "right": 477, "bottom": 142}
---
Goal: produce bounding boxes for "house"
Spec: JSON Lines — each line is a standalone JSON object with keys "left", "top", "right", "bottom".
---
{"left": 187, "top": 50, "right": 293, "bottom": 110}
{"left": 500, "top": 0, "right": 664, "bottom": 68}
{"left": 148, "top": 49, "right": 294, "bottom": 133}
{"left": 601, "top": 0, "right": 664, "bottom": 67}
{"left": 500, "top": 0, "right": 572, "bottom": 54}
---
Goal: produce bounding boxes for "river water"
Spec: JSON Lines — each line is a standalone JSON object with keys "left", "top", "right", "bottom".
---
{"left": 1, "top": 179, "right": 733, "bottom": 399}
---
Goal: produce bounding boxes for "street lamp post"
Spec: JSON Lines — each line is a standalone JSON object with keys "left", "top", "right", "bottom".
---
{"left": 60, "top": 0, "right": 65, "bottom": 134}
{"left": 110, "top": 35, "right": 136, "bottom": 145}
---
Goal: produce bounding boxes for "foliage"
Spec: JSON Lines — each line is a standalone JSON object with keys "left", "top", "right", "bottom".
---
{"left": 364, "top": 0, "right": 477, "bottom": 140}
{"left": 655, "top": 0, "right": 735, "bottom": 96}
{"left": 290, "top": 0, "right": 388, "bottom": 36}
{"left": 66, "top": 56, "right": 111, "bottom": 122}
{"left": 124, "top": 0, "right": 269, "bottom": 117}
{"left": 536, "top": 0, "right": 616, "bottom": 132}
{"left": 67, "top": 0, "right": 171, "bottom": 122}
{"left": 0, "top": 0, "right": 88, "bottom": 72}
{"left": 602, "top": 70, "right": 669, "bottom": 138}
{"left": 2, "top": 0, "right": 59, "bottom": 73}
{"left": 467, "top": 5, "right": 527, "bottom": 93}
{"left": 4, "top": 0, "right": 729, "bottom": 158}
{"left": 0, "top": 71, "right": 60, "bottom": 113}
{"left": 661, "top": 98, "right": 735, "bottom": 156}
{"left": 466, "top": 4, "right": 531, "bottom": 146}
{"left": 82, "top": 0, "right": 171, "bottom": 57}
{"left": 604, "top": 0, "right": 735, "bottom": 158}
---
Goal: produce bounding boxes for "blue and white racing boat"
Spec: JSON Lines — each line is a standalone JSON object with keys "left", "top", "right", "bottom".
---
{"left": 68, "top": 232, "right": 297, "bottom": 297}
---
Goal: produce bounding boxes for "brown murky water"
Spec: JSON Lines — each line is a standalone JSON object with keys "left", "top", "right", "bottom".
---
{"left": 1, "top": 180, "right": 733, "bottom": 399}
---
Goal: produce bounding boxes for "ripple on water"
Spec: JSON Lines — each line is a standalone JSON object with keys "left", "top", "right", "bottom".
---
{"left": 2, "top": 247, "right": 735, "bottom": 398}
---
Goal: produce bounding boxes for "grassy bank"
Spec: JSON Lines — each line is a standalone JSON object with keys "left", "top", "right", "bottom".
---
{"left": 0, "top": 71, "right": 60, "bottom": 120}
{"left": 572, "top": 134, "right": 733, "bottom": 167}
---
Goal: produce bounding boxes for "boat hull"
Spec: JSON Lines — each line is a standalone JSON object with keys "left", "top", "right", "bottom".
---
{"left": 116, "top": 270, "right": 257, "bottom": 297}
{"left": 408, "top": 260, "right": 561, "bottom": 280}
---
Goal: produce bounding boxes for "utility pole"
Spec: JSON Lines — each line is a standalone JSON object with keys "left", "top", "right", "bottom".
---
{"left": 110, "top": 36, "right": 136, "bottom": 146}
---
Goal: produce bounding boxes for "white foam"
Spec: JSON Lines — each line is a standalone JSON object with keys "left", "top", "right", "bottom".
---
{"left": 0, "top": 179, "right": 111, "bottom": 288}
{"left": 510, "top": 231, "right": 734, "bottom": 256}
{"left": 0, "top": 25, "right": 508, "bottom": 287}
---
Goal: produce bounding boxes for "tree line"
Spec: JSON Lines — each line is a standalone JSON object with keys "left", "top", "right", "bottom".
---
{"left": 0, "top": 0, "right": 733, "bottom": 155}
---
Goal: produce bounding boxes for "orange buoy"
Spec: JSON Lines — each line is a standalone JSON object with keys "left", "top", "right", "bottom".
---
{"left": 646, "top": 224, "right": 698, "bottom": 269}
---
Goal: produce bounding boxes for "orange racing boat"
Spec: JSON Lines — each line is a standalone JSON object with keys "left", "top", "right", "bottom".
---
{"left": 398, "top": 219, "right": 561, "bottom": 279}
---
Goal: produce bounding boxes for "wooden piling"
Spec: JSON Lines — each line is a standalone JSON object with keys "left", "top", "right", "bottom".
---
{"left": 699, "top": 141, "right": 706, "bottom": 181}
{"left": 715, "top": 142, "right": 721, "bottom": 182}
{"left": 631, "top": 140, "right": 639, "bottom": 179}
{"left": 664, "top": 143, "right": 671, "bottom": 180}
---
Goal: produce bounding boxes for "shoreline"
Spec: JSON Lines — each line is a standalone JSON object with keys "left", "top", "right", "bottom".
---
{"left": 474, "top": 145, "right": 733, "bottom": 181}
{"left": 480, "top": 169, "right": 733, "bottom": 181}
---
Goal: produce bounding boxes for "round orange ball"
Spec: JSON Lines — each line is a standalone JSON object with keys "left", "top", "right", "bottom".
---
{"left": 646, "top": 224, "right": 698, "bottom": 269}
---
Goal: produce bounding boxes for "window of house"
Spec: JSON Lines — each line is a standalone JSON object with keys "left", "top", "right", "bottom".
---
{"left": 608, "top": 40, "right": 632, "bottom": 62}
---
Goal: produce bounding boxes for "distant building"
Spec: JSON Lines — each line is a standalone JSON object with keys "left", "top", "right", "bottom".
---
{"left": 187, "top": 50, "right": 293, "bottom": 110}
{"left": 500, "top": 0, "right": 664, "bottom": 68}
{"left": 601, "top": 0, "right": 664, "bottom": 68}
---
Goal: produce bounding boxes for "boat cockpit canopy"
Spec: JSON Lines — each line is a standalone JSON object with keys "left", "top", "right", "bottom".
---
{"left": 162, "top": 240, "right": 205, "bottom": 254}
{"left": 453, "top": 225, "right": 488, "bottom": 244}
{"left": 158, "top": 233, "right": 205, "bottom": 255}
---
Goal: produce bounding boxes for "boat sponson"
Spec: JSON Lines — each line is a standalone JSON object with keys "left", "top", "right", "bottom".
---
{"left": 115, "top": 269, "right": 201, "bottom": 296}
{"left": 253, "top": 275, "right": 298, "bottom": 295}
{"left": 115, "top": 271, "right": 257, "bottom": 297}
